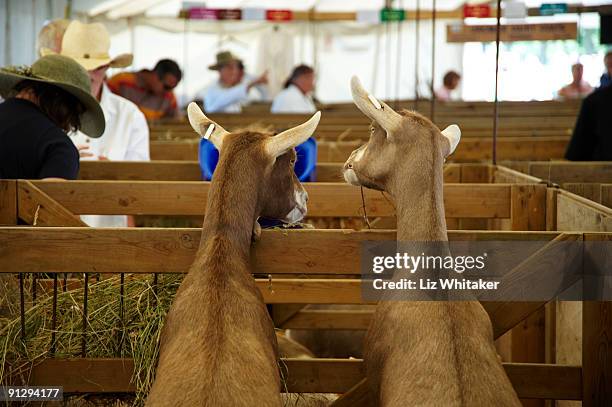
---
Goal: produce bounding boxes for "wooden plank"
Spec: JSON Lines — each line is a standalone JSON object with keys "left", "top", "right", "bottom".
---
{"left": 562, "top": 183, "right": 603, "bottom": 204}
{"left": 511, "top": 184, "right": 547, "bottom": 231}
{"left": 17, "top": 180, "right": 87, "bottom": 226}
{"left": 0, "top": 228, "right": 562, "bottom": 275}
{"left": 19, "top": 358, "right": 582, "bottom": 399}
{"left": 72, "top": 161, "right": 485, "bottom": 184}
{"left": 494, "top": 166, "right": 542, "bottom": 184}
{"left": 281, "top": 309, "right": 373, "bottom": 330}
{"left": 482, "top": 232, "right": 582, "bottom": 338}
{"left": 0, "top": 180, "right": 17, "bottom": 226}
{"left": 602, "top": 185, "right": 612, "bottom": 208}
{"left": 447, "top": 22, "right": 577, "bottom": 43}
{"left": 546, "top": 188, "right": 558, "bottom": 231}
{"left": 79, "top": 160, "right": 202, "bottom": 181}
{"left": 529, "top": 162, "right": 612, "bottom": 184}
{"left": 331, "top": 378, "right": 371, "bottom": 407}
{"left": 30, "top": 181, "right": 512, "bottom": 218}
{"left": 150, "top": 140, "right": 198, "bottom": 161}
{"left": 258, "top": 279, "right": 366, "bottom": 304}
{"left": 271, "top": 305, "right": 305, "bottom": 326}
{"left": 582, "top": 301, "right": 612, "bottom": 407}
{"left": 556, "top": 190, "right": 612, "bottom": 232}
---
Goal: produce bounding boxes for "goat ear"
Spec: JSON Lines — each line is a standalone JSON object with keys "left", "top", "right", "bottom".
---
{"left": 265, "top": 111, "right": 321, "bottom": 158}
{"left": 350, "top": 76, "right": 402, "bottom": 135}
{"left": 187, "top": 102, "right": 229, "bottom": 150}
{"left": 441, "top": 124, "right": 461, "bottom": 157}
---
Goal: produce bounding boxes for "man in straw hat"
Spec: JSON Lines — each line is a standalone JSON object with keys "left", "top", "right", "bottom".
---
{"left": 0, "top": 54, "right": 104, "bottom": 180}
{"left": 44, "top": 20, "right": 150, "bottom": 227}
{"left": 200, "top": 51, "right": 268, "bottom": 113}
{"left": 37, "top": 19, "right": 71, "bottom": 56}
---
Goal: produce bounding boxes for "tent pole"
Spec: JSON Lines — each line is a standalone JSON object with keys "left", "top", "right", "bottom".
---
{"left": 492, "top": 0, "right": 502, "bottom": 165}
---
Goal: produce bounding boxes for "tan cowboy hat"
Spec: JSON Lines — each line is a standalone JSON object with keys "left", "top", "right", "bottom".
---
{"left": 208, "top": 51, "right": 242, "bottom": 71}
{"left": 41, "top": 20, "right": 133, "bottom": 71}
{"left": 0, "top": 54, "right": 105, "bottom": 138}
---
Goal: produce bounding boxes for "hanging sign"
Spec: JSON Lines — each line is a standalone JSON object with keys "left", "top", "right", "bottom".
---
{"left": 217, "top": 9, "right": 242, "bottom": 20}
{"left": 503, "top": 1, "right": 527, "bottom": 19}
{"left": 266, "top": 10, "right": 293, "bottom": 21}
{"left": 186, "top": 8, "right": 219, "bottom": 19}
{"left": 447, "top": 22, "right": 577, "bottom": 42}
{"left": 380, "top": 8, "right": 405, "bottom": 22}
{"left": 539, "top": 3, "right": 568, "bottom": 16}
{"left": 356, "top": 10, "right": 381, "bottom": 23}
{"left": 242, "top": 8, "right": 266, "bottom": 20}
{"left": 463, "top": 4, "right": 492, "bottom": 18}
{"left": 185, "top": 8, "right": 242, "bottom": 20}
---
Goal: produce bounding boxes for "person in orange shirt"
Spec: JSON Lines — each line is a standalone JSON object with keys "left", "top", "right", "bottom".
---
{"left": 106, "top": 59, "right": 182, "bottom": 120}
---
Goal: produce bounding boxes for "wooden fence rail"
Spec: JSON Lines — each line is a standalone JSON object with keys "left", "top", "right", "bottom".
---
{"left": 20, "top": 358, "right": 582, "bottom": 399}
{"left": 3, "top": 180, "right": 514, "bottom": 219}
{"left": 148, "top": 136, "right": 569, "bottom": 162}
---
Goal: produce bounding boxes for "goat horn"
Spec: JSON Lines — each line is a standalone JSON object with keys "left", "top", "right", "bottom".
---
{"left": 265, "top": 111, "right": 321, "bottom": 158}
{"left": 187, "top": 102, "right": 229, "bottom": 149}
{"left": 441, "top": 124, "right": 461, "bottom": 156}
{"left": 350, "top": 76, "right": 402, "bottom": 135}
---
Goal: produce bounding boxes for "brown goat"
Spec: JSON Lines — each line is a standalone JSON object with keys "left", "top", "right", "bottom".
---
{"left": 146, "top": 103, "right": 321, "bottom": 407}
{"left": 342, "top": 77, "right": 521, "bottom": 406}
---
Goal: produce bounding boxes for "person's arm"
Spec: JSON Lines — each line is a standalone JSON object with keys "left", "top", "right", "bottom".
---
{"left": 165, "top": 93, "right": 179, "bottom": 119}
{"left": 204, "top": 83, "right": 249, "bottom": 113}
{"left": 106, "top": 73, "right": 123, "bottom": 94}
{"left": 565, "top": 95, "right": 596, "bottom": 160}
{"left": 124, "top": 110, "right": 150, "bottom": 161}
{"left": 38, "top": 131, "right": 80, "bottom": 180}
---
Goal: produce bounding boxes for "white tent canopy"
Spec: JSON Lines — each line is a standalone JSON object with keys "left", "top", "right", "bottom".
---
{"left": 1, "top": 0, "right": 610, "bottom": 104}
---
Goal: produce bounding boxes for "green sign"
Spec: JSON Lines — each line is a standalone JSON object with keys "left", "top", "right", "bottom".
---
{"left": 539, "top": 3, "right": 568, "bottom": 16}
{"left": 380, "top": 8, "right": 405, "bottom": 22}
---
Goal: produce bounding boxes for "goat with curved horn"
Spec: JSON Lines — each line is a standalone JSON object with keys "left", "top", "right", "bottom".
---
{"left": 264, "top": 111, "right": 321, "bottom": 158}
{"left": 187, "top": 102, "right": 230, "bottom": 149}
{"left": 350, "top": 76, "right": 402, "bottom": 135}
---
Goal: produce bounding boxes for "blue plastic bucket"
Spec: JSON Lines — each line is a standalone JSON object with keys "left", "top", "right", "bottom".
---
{"left": 199, "top": 137, "right": 317, "bottom": 182}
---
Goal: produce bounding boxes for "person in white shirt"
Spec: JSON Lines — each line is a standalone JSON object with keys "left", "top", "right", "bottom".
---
{"left": 434, "top": 70, "right": 461, "bottom": 102}
{"left": 200, "top": 51, "right": 268, "bottom": 113}
{"left": 271, "top": 65, "right": 316, "bottom": 113}
{"left": 43, "top": 20, "right": 149, "bottom": 227}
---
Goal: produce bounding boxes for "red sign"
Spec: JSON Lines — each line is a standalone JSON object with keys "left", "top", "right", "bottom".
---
{"left": 266, "top": 9, "right": 293, "bottom": 21}
{"left": 463, "top": 4, "right": 491, "bottom": 18}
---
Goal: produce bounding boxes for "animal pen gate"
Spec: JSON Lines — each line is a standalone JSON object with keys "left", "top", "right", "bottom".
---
{"left": 0, "top": 168, "right": 610, "bottom": 406}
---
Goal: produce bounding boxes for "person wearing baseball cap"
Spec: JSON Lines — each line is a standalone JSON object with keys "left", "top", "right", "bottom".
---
{"left": 0, "top": 54, "right": 105, "bottom": 180}
{"left": 199, "top": 51, "right": 268, "bottom": 113}
{"left": 43, "top": 20, "right": 150, "bottom": 227}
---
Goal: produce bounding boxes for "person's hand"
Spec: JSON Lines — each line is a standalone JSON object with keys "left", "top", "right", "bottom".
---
{"left": 252, "top": 71, "right": 268, "bottom": 87}
{"left": 77, "top": 145, "right": 94, "bottom": 158}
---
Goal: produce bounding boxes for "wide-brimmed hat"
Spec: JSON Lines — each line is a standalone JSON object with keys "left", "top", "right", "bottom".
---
{"left": 0, "top": 54, "right": 105, "bottom": 138}
{"left": 208, "top": 51, "right": 242, "bottom": 71}
{"left": 41, "top": 20, "right": 133, "bottom": 71}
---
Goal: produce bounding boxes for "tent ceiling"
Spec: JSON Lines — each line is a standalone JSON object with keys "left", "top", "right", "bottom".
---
{"left": 76, "top": 0, "right": 611, "bottom": 19}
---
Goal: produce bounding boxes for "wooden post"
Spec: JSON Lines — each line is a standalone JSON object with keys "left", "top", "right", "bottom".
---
{"left": 0, "top": 180, "right": 17, "bottom": 225}
{"left": 582, "top": 301, "right": 612, "bottom": 406}
{"left": 510, "top": 184, "right": 547, "bottom": 407}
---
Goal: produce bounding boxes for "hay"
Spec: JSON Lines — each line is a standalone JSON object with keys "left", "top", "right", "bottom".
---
{"left": 0, "top": 274, "right": 335, "bottom": 407}
{"left": 0, "top": 273, "right": 183, "bottom": 406}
